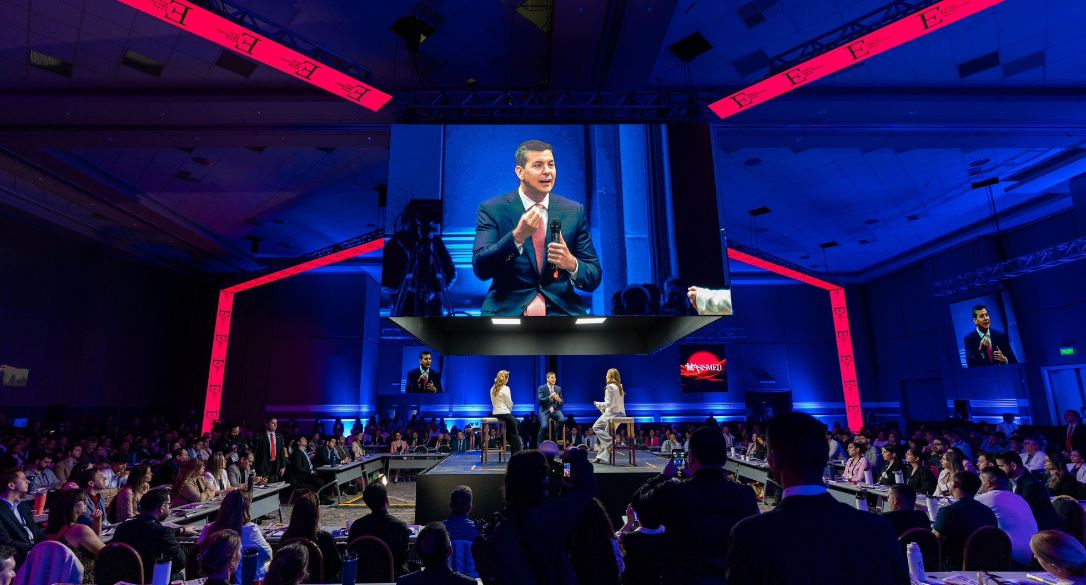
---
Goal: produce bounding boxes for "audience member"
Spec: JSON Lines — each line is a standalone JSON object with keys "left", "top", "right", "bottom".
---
{"left": 995, "top": 450, "right": 1061, "bottom": 531}
{"left": 154, "top": 448, "right": 187, "bottom": 487}
{"left": 1031, "top": 530, "right": 1086, "bottom": 584}
{"left": 198, "top": 490, "right": 272, "bottom": 583}
{"left": 1047, "top": 454, "right": 1081, "bottom": 498}
{"left": 254, "top": 417, "right": 287, "bottom": 481}
{"left": 0, "top": 468, "right": 45, "bottom": 565}
{"left": 842, "top": 441, "right": 871, "bottom": 482}
{"left": 288, "top": 437, "right": 332, "bottom": 505}
{"left": 1021, "top": 438, "right": 1046, "bottom": 474}
{"left": 100, "top": 453, "right": 129, "bottom": 490}
{"left": 882, "top": 485, "right": 930, "bottom": 536}
{"left": 0, "top": 547, "right": 14, "bottom": 585}
{"left": 937, "top": 450, "right": 965, "bottom": 496}
{"left": 197, "top": 529, "right": 241, "bottom": 585}
{"left": 932, "top": 471, "right": 997, "bottom": 570}
{"left": 725, "top": 412, "right": 909, "bottom": 584}
{"left": 44, "top": 488, "right": 104, "bottom": 583}
{"left": 616, "top": 493, "right": 666, "bottom": 585}
{"left": 877, "top": 446, "right": 904, "bottom": 486}
{"left": 172, "top": 458, "right": 214, "bottom": 505}
{"left": 112, "top": 462, "right": 152, "bottom": 523}
{"left": 569, "top": 498, "right": 622, "bottom": 585}
{"left": 348, "top": 483, "right": 411, "bottom": 577}
{"left": 442, "top": 485, "right": 480, "bottom": 544}
{"left": 54, "top": 446, "right": 81, "bottom": 484}
{"left": 24, "top": 455, "right": 58, "bottom": 493}
{"left": 636, "top": 427, "right": 759, "bottom": 584}
{"left": 1069, "top": 450, "right": 1086, "bottom": 484}
{"left": 976, "top": 466, "right": 1039, "bottom": 567}
{"left": 111, "top": 488, "right": 189, "bottom": 581}
{"left": 265, "top": 542, "right": 309, "bottom": 585}
{"left": 283, "top": 491, "right": 342, "bottom": 581}
{"left": 72, "top": 468, "right": 107, "bottom": 531}
{"left": 396, "top": 522, "right": 476, "bottom": 585}
{"left": 905, "top": 448, "right": 937, "bottom": 496}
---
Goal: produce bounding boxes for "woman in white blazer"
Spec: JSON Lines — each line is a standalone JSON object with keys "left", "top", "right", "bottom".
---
{"left": 592, "top": 368, "right": 626, "bottom": 464}
{"left": 489, "top": 370, "right": 523, "bottom": 455}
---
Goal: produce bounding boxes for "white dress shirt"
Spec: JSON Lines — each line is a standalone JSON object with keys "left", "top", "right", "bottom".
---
{"left": 491, "top": 385, "right": 513, "bottom": 415}
{"left": 514, "top": 188, "right": 579, "bottom": 280}
{"left": 1021, "top": 450, "right": 1045, "bottom": 473}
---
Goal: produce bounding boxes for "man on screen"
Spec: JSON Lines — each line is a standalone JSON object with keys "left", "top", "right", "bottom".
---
{"left": 472, "top": 140, "right": 601, "bottom": 316}
{"left": 964, "top": 305, "right": 1016, "bottom": 367}
{"left": 406, "top": 351, "right": 442, "bottom": 393}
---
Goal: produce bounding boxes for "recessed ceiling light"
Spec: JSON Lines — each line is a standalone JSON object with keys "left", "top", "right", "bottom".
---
{"left": 492, "top": 318, "right": 521, "bottom": 325}
{"left": 575, "top": 318, "right": 607, "bottom": 325}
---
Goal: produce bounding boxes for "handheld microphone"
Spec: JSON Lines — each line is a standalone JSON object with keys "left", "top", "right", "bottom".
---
{"left": 549, "top": 219, "right": 562, "bottom": 278}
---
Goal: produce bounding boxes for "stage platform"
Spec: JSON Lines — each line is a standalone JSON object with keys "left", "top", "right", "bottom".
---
{"left": 415, "top": 451, "right": 666, "bottom": 526}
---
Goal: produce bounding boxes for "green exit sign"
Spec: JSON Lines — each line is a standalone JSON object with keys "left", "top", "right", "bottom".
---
{"left": 1061, "top": 346, "right": 1076, "bottom": 356}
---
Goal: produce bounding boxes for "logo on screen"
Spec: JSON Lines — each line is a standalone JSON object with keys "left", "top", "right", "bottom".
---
{"left": 680, "top": 345, "right": 727, "bottom": 392}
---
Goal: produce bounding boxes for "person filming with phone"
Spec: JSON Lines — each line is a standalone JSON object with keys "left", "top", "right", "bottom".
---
{"left": 633, "top": 427, "right": 759, "bottom": 584}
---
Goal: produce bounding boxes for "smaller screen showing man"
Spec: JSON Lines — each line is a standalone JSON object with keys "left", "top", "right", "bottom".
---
{"left": 950, "top": 294, "right": 1023, "bottom": 368}
{"left": 405, "top": 349, "right": 443, "bottom": 393}
{"left": 680, "top": 344, "right": 727, "bottom": 392}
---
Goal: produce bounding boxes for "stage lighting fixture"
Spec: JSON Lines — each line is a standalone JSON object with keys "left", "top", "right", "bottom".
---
{"left": 391, "top": 15, "right": 436, "bottom": 54}
{"left": 669, "top": 32, "right": 713, "bottom": 64}
{"left": 575, "top": 318, "right": 607, "bottom": 325}
{"left": 710, "top": 0, "right": 1003, "bottom": 120}
{"left": 116, "top": 0, "right": 391, "bottom": 111}
{"left": 492, "top": 319, "right": 521, "bottom": 325}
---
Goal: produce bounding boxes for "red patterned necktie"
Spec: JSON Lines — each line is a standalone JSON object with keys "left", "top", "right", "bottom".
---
{"left": 524, "top": 203, "right": 546, "bottom": 316}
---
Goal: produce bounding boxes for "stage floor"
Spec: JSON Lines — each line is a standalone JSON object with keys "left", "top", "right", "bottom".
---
{"left": 421, "top": 451, "right": 669, "bottom": 475}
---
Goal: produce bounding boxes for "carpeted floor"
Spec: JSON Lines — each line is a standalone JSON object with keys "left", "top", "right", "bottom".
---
{"left": 263, "top": 480, "right": 419, "bottom": 528}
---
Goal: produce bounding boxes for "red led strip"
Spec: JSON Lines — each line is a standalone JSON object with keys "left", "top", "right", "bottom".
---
{"left": 201, "top": 238, "right": 384, "bottom": 433}
{"left": 116, "top": 0, "right": 392, "bottom": 112}
{"left": 727, "top": 248, "right": 863, "bottom": 431}
{"left": 710, "top": 0, "right": 1003, "bottom": 119}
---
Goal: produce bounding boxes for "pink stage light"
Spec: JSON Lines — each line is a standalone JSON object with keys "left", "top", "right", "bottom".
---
{"left": 201, "top": 238, "right": 384, "bottom": 433}
{"left": 710, "top": 0, "right": 1003, "bottom": 119}
{"left": 116, "top": 0, "right": 392, "bottom": 112}
{"left": 727, "top": 248, "right": 864, "bottom": 431}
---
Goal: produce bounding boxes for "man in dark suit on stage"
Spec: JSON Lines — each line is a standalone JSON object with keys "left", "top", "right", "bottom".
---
{"left": 964, "top": 305, "right": 1016, "bottom": 367}
{"left": 406, "top": 351, "right": 442, "bottom": 393}
{"left": 253, "top": 417, "right": 286, "bottom": 480}
{"left": 0, "top": 469, "right": 45, "bottom": 566}
{"left": 725, "top": 412, "right": 909, "bottom": 584}
{"left": 536, "top": 372, "right": 566, "bottom": 446}
{"left": 472, "top": 140, "right": 602, "bottom": 316}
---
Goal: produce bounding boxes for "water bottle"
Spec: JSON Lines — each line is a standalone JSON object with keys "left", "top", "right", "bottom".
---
{"left": 341, "top": 551, "right": 358, "bottom": 585}
{"left": 906, "top": 542, "right": 926, "bottom": 582}
{"left": 926, "top": 496, "right": 940, "bottom": 522}
{"left": 152, "top": 556, "right": 172, "bottom": 585}
{"left": 241, "top": 547, "right": 259, "bottom": 585}
{"left": 893, "top": 470, "right": 904, "bottom": 484}
{"left": 863, "top": 469, "right": 874, "bottom": 485}
{"left": 854, "top": 492, "right": 868, "bottom": 512}
{"left": 247, "top": 472, "right": 255, "bottom": 492}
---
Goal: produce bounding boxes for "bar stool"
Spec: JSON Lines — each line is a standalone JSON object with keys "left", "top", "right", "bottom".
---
{"left": 548, "top": 419, "right": 567, "bottom": 448}
{"left": 608, "top": 417, "right": 636, "bottom": 466}
{"left": 480, "top": 417, "right": 507, "bottom": 464}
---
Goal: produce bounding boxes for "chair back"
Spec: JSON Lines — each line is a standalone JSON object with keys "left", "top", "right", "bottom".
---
{"left": 96, "top": 542, "right": 144, "bottom": 585}
{"left": 962, "top": 526, "right": 1012, "bottom": 571}
{"left": 1054, "top": 495, "right": 1086, "bottom": 544}
{"left": 899, "top": 528, "right": 940, "bottom": 571}
{"left": 414, "top": 446, "right": 429, "bottom": 454}
{"left": 348, "top": 535, "right": 395, "bottom": 583}
{"left": 14, "top": 541, "right": 83, "bottom": 585}
{"left": 451, "top": 540, "right": 478, "bottom": 578}
{"left": 280, "top": 537, "right": 323, "bottom": 583}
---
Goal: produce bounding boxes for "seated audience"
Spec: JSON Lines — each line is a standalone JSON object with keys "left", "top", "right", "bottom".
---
{"left": 112, "top": 462, "right": 152, "bottom": 523}
{"left": 932, "top": 471, "right": 997, "bottom": 570}
{"left": 1069, "top": 450, "right": 1086, "bottom": 484}
{"left": 636, "top": 427, "right": 759, "bottom": 584}
{"left": 1020, "top": 438, "right": 1046, "bottom": 473}
{"left": 199, "top": 490, "right": 272, "bottom": 583}
{"left": 204, "top": 452, "right": 233, "bottom": 493}
{"left": 843, "top": 441, "right": 871, "bottom": 482}
{"left": 617, "top": 495, "right": 667, "bottom": 585}
{"left": 442, "top": 485, "right": 480, "bottom": 544}
{"left": 282, "top": 491, "right": 342, "bottom": 581}
{"left": 882, "top": 485, "right": 930, "bottom": 536}
{"left": 44, "top": 489, "right": 105, "bottom": 583}
{"left": 976, "top": 466, "right": 1039, "bottom": 567}
{"left": 101, "top": 453, "right": 130, "bottom": 491}
{"left": 936, "top": 450, "right": 965, "bottom": 496}
{"left": 72, "top": 468, "right": 108, "bottom": 531}
{"left": 995, "top": 450, "right": 1061, "bottom": 531}
{"left": 396, "top": 522, "right": 476, "bottom": 585}
{"left": 0, "top": 468, "right": 46, "bottom": 565}
{"left": 1031, "top": 530, "right": 1086, "bottom": 584}
{"left": 24, "top": 454, "right": 58, "bottom": 492}
{"left": 877, "top": 446, "right": 904, "bottom": 486}
{"left": 154, "top": 448, "right": 187, "bottom": 487}
{"left": 173, "top": 458, "right": 214, "bottom": 505}
{"left": 0, "top": 546, "right": 14, "bottom": 585}
{"left": 724, "top": 413, "right": 909, "bottom": 584}
{"left": 348, "top": 483, "right": 412, "bottom": 577}
{"left": 265, "top": 542, "right": 309, "bottom": 585}
{"left": 905, "top": 448, "right": 937, "bottom": 496}
{"left": 198, "top": 529, "right": 242, "bottom": 585}
{"left": 111, "top": 488, "right": 190, "bottom": 582}
{"left": 54, "top": 446, "right": 80, "bottom": 485}
{"left": 1046, "top": 453, "right": 1081, "bottom": 498}
{"left": 290, "top": 437, "right": 332, "bottom": 505}
{"left": 227, "top": 450, "right": 264, "bottom": 488}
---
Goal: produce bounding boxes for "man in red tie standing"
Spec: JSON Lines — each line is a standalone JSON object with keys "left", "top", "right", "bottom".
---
{"left": 472, "top": 140, "right": 602, "bottom": 316}
{"left": 1064, "top": 410, "right": 1086, "bottom": 458}
{"left": 255, "top": 417, "right": 286, "bottom": 480}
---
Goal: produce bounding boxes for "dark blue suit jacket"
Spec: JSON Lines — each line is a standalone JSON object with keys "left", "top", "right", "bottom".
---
{"left": 536, "top": 384, "right": 564, "bottom": 415}
{"left": 964, "top": 329, "right": 1017, "bottom": 367}
{"left": 472, "top": 192, "right": 601, "bottom": 316}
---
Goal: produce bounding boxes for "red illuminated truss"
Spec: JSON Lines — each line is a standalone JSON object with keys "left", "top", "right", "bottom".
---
{"left": 201, "top": 236, "right": 384, "bottom": 433}
{"left": 727, "top": 248, "right": 863, "bottom": 431}
{"left": 116, "top": 0, "right": 392, "bottom": 112}
{"left": 710, "top": 0, "right": 1003, "bottom": 120}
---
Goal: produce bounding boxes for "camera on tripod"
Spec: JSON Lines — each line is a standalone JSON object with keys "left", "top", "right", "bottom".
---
{"left": 381, "top": 199, "right": 456, "bottom": 316}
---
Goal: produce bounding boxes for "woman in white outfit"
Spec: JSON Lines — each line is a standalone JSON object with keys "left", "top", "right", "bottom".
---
{"left": 490, "top": 370, "right": 524, "bottom": 455}
{"left": 592, "top": 368, "right": 626, "bottom": 464}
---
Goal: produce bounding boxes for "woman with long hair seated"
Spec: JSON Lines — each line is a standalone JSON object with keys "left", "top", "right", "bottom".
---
{"left": 282, "top": 491, "right": 342, "bottom": 580}
{"left": 489, "top": 370, "right": 524, "bottom": 456}
{"left": 204, "top": 452, "right": 235, "bottom": 493}
{"left": 198, "top": 490, "right": 273, "bottom": 583}
{"left": 1047, "top": 454, "right": 1082, "bottom": 498}
{"left": 591, "top": 368, "right": 626, "bottom": 465}
{"left": 173, "top": 458, "right": 214, "bottom": 505}
{"left": 113, "top": 462, "right": 153, "bottom": 522}
{"left": 45, "top": 489, "right": 105, "bottom": 583}
{"left": 265, "top": 542, "right": 309, "bottom": 585}
{"left": 1031, "top": 530, "right": 1086, "bottom": 584}
{"left": 198, "top": 529, "right": 242, "bottom": 585}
